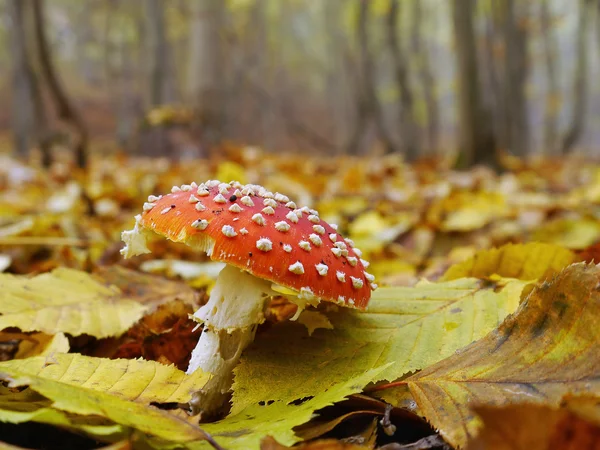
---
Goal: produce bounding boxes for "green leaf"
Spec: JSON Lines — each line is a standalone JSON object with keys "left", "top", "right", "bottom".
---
{"left": 0, "top": 268, "right": 148, "bottom": 338}
{"left": 196, "top": 366, "right": 389, "bottom": 449}
{"left": 232, "top": 279, "right": 527, "bottom": 413}
{"left": 402, "top": 263, "right": 600, "bottom": 448}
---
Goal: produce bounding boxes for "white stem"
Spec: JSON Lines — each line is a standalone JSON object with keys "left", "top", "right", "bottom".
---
{"left": 187, "top": 264, "right": 272, "bottom": 416}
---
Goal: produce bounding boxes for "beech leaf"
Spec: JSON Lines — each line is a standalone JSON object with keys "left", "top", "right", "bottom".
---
{"left": 441, "top": 242, "right": 575, "bottom": 282}
{"left": 0, "top": 268, "right": 148, "bottom": 338}
{"left": 0, "top": 354, "right": 212, "bottom": 443}
{"left": 0, "top": 353, "right": 209, "bottom": 405}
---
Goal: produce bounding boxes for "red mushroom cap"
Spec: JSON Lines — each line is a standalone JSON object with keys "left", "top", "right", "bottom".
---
{"left": 135, "top": 181, "right": 375, "bottom": 309}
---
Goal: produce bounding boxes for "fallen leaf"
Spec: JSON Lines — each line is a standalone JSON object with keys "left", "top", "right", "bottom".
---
{"left": 94, "top": 265, "right": 200, "bottom": 311}
{"left": 232, "top": 279, "right": 527, "bottom": 413}
{"left": 0, "top": 386, "right": 126, "bottom": 444}
{"left": 468, "top": 399, "right": 600, "bottom": 450}
{"left": 197, "top": 367, "right": 388, "bottom": 449}
{"left": 260, "top": 436, "right": 365, "bottom": 449}
{"left": 0, "top": 268, "right": 148, "bottom": 338}
{"left": 532, "top": 218, "right": 600, "bottom": 249}
{"left": 12, "top": 332, "right": 69, "bottom": 359}
{"left": 403, "top": 262, "right": 600, "bottom": 448}
{"left": 0, "top": 370, "right": 208, "bottom": 444}
{"left": 0, "top": 353, "right": 209, "bottom": 405}
{"left": 441, "top": 242, "right": 575, "bottom": 282}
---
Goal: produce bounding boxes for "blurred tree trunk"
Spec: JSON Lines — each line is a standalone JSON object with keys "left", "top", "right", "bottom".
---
{"left": 7, "top": 0, "right": 37, "bottom": 157}
{"left": 481, "top": 8, "right": 503, "bottom": 153}
{"left": 540, "top": 0, "right": 559, "bottom": 155}
{"left": 187, "top": 0, "right": 225, "bottom": 149}
{"left": 500, "top": 0, "right": 529, "bottom": 157}
{"left": 74, "top": 4, "right": 98, "bottom": 85}
{"left": 31, "top": 0, "right": 89, "bottom": 169}
{"left": 347, "top": 0, "right": 396, "bottom": 155}
{"left": 250, "top": 0, "right": 270, "bottom": 147}
{"left": 386, "top": 0, "right": 418, "bottom": 160}
{"left": 411, "top": 0, "right": 439, "bottom": 154}
{"left": 324, "top": 0, "right": 349, "bottom": 150}
{"left": 452, "top": 0, "right": 496, "bottom": 167}
{"left": 562, "top": 0, "right": 591, "bottom": 154}
{"left": 145, "top": 0, "right": 172, "bottom": 107}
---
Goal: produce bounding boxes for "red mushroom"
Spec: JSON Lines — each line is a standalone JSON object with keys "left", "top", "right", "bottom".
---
{"left": 121, "top": 180, "right": 376, "bottom": 416}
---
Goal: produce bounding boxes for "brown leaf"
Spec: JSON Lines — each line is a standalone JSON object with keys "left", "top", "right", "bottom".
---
{"left": 403, "top": 262, "right": 600, "bottom": 448}
{"left": 468, "top": 399, "right": 600, "bottom": 450}
{"left": 260, "top": 436, "right": 366, "bottom": 450}
{"left": 93, "top": 265, "right": 201, "bottom": 311}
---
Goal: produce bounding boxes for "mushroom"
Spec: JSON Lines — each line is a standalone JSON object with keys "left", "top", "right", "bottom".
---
{"left": 121, "top": 180, "right": 376, "bottom": 417}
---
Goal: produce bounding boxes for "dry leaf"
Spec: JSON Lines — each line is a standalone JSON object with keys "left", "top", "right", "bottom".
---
{"left": 402, "top": 262, "right": 600, "bottom": 448}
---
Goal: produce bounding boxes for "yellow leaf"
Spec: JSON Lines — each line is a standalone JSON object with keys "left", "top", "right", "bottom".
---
{"left": 404, "top": 263, "right": 600, "bottom": 448}
{"left": 0, "top": 386, "right": 126, "bottom": 443}
{"left": 205, "top": 279, "right": 525, "bottom": 448}
{"left": 232, "top": 279, "right": 527, "bottom": 412}
{"left": 12, "top": 332, "right": 69, "bottom": 359}
{"left": 532, "top": 218, "right": 600, "bottom": 249}
{"left": 215, "top": 161, "right": 247, "bottom": 185}
{"left": 442, "top": 242, "right": 575, "bottom": 282}
{"left": 199, "top": 367, "right": 388, "bottom": 449}
{"left": 0, "top": 355, "right": 212, "bottom": 443}
{"left": 0, "top": 353, "right": 209, "bottom": 405}
{"left": 0, "top": 268, "right": 148, "bottom": 338}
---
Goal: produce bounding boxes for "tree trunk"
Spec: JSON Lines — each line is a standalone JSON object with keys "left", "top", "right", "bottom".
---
{"left": 540, "top": 0, "right": 560, "bottom": 155}
{"left": 451, "top": 0, "right": 496, "bottom": 167}
{"left": 187, "top": 0, "right": 225, "bottom": 149}
{"left": 501, "top": 0, "right": 529, "bottom": 157}
{"left": 324, "top": 0, "right": 348, "bottom": 150}
{"left": 31, "top": 0, "right": 89, "bottom": 169}
{"left": 562, "top": 0, "right": 591, "bottom": 153}
{"left": 411, "top": 0, "right": 439, "bottom": 154}
{"left": 347, "top": 0, "right": 396, "bottom": 155}
{"left": 387, "top": 0, "right": 418, "bottom": 160}
{"left": 7, "top": 0, "right": 37, "bottom": 157}
{"left": 145, "top": 0, "right": 171, "bottom": 107}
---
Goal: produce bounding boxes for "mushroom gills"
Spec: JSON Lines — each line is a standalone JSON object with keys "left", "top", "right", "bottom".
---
{"left": 186, "top": 264, "right": 274, "bottom": 415}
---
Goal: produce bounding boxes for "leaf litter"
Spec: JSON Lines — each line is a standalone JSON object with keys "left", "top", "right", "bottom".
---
{"left": 0, "top": 152, "right": 600, "bottom": 448}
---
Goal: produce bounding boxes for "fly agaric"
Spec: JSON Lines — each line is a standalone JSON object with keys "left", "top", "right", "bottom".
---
{"left": 121, "top": 180, "right": 376, "bottom": 416}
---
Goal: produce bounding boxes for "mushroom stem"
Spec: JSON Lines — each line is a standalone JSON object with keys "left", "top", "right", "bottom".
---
{"left": 187, "top": 264, "right": 272, "bottom": 417}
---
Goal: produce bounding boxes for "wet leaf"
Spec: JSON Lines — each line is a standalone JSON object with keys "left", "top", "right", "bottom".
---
{"left": 403, "top": 263, "right": 600, "bottom": 448}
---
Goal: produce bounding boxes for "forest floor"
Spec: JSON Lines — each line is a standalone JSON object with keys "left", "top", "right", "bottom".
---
{"left": 0, "top": 148, "right": 600, "bottom": 449}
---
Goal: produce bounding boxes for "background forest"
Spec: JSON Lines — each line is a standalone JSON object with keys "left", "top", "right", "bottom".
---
{"left": 1, "top": 0, "right": 600, "bottom": 166}
{"left": 4, "top": 2, "right": 600, "bottom": 450}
